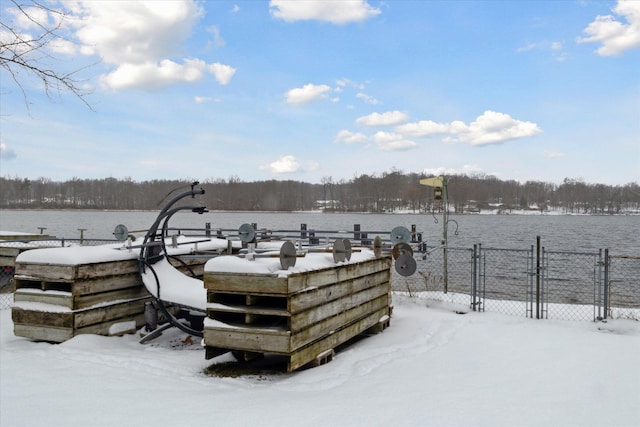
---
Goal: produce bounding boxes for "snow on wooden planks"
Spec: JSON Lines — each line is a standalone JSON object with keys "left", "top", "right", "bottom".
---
{"left": 203, "top": 252, "right": 392, "bottom": 372}
{"left": 11, "top": 244, "right": 209, "bottom": 343}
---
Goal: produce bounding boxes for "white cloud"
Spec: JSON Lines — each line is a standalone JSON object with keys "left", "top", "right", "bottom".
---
{"left": 269, "top": 0, "right": 380, "bottom": 24}
{"left": 194, "top": 96, "right": 213, "bottom": 104}
{"left": 356, "top": 93, "right": 380, "bottom": 105}
{"left": 207, "top": 63, "right": 237, "bottom": 85}
{"left": 54, "top": 1, "right": 236, "bottom": 90}
{"left": 544, "top": 150, "right": 567, "bottom": 158}
{"left": 0, "top": 142, "right": 17, "bottom": 160}
{"left": 423, "top": 164, "right": 485, "bottom": 176}
{"left": 101, "top": 59, "right": 207, "bottom": 90}
{"left": 207, "top": 25, "right": 225, "bottom": 48}
{"left": 285, "top": 84, "right": 332, "bottom": 104}
{"left": 307, "top": 161, "right": 320, "bottom": 172}
{"left": 397, "top": 111, "right": 542, "bottom": 146}
{"left": 373, "top": 131, "right": 417, "bottom": 151}
{"left": 71, "top": 1, "right": 203, "bottom": 64}
{"left": 578, "top": 0, "right": 640, "bottom": 56}
{"left": 356, "top": 110, "right": 409, "bottom": 127}
{"left": 334, "top": 130, "right": 368, "bottom": 144}
{"left": 260, "top": 155, "right": 301, "bottom": 174}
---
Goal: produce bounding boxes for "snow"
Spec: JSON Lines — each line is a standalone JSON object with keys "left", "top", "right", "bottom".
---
{"left": 1, "top": 296, "right": 638, "bottom": 427}
{"left": 140, "top": 257, "right": 207, "bottom": 310}
{"left": 15, "top": 235, "right": 236, "bottom": 265}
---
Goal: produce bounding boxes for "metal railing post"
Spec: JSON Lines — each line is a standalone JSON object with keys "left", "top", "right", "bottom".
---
{"left": 604, "top": 249, "right": 609, "bottom": 320}
{"left": 536, "top": 236, "right": 541, "bottom": 319}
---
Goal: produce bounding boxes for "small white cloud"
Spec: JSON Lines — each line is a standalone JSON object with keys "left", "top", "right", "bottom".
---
{"left": 423, "top": 164, "right": 485, "bottom": 176}
{"left": 231, "top": 5, "right": 240, "bottom": 13}
{"left": 578, "top": 0, "right": 640, "bottom": 56}
{"left": 356, "top": 93, "right": 380, "bottom": 105}
{"left": 373, "top": 131, "right": 417, "bottom": 151}
{"left": 356, "top": 110, "right": 409, "bottom": 127}
{"left": 334, "top": 130, "right": 368, "bottom": 144}
{"left": 0, "top": 142, "right": 17, "bottom": 160}
{"left": 101, "top": 59, "right": 207, "bottom": 90}
{"left": 544, "top": 150, "right": 567, "bottom": 158}
{"left": 260, "top": 155, "right": 300, "bottom": 174}
{"left": 207, "top": 62, "right": 236, "bottom": 85}
{"left": 397, "top": 111, "right": 541, "bottom": 146}
{"left": 206, "top": 25, "right": 225, "bottom": 48}
{"left": 194, "top": 96, "right": 213, "bottom": 103}
{"left": 516, "top": 43, "right": 537, "bottom": 53}
{"left": 307, "top": 161, "right": 320, "bottom": 172}
{"left": 285, "top": 84, "right": 332, "bottom": 104}
{"left": 457, "top": 111, "right": 542, "bottom": 146}
{"left": 269, "top": 0, "right": 381, "bottom": 24}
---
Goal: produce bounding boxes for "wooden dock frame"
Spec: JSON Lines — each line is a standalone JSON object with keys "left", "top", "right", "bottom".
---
{"left": 11, "top": 255, "right": 208, "bottom": 343}
{"left": 203, "top": 255, "right": 393, "bottom": 372}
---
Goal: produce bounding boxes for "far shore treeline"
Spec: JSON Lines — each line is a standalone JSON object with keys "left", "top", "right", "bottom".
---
{"left": 1, "top": 173, "right": 639, "bottom": 214}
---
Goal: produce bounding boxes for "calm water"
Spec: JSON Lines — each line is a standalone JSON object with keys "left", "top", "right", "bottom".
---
{"left": 1, "top": 210, "right": 638, "bottom": 254}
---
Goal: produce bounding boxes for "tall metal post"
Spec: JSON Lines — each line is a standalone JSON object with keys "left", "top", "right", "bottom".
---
{"left": 419, "top": 175, "right": 449, "bottom": 294}
{"left": 603, "top": 249, "right": 609, "bottom": 320}
{"left": 536, "top": 235, "right": 541, "bottom": 319}
{"left": 442, "top": 176, "right": 449, "bottom": 294}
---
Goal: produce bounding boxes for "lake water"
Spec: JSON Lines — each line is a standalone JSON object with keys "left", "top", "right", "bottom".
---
{"left": 0, "top": 210, "right": 638, "bottom": 255}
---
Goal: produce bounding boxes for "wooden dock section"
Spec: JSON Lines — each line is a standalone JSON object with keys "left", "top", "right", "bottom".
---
{"left": 203, "top": 251, "right": 392, "bottom": 372}
{"left": 11, "top": 241, "right": 213, "bottom": 342}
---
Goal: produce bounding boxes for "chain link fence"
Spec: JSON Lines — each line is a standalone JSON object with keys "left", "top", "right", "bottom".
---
{"left": 607, "top": 255, "right": 640, "bottom": 320}
{"left": 392, "top": 244, "right": 639, "bottom": 322}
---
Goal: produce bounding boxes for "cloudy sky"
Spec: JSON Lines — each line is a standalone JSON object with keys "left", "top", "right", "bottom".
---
{"left": 0, "top": 0, "right": 638, "bottom": 185}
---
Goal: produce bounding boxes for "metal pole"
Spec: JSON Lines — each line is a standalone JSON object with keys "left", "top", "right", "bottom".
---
{"left": 604, "top": 248, "right": 609, "bottom": 320}
{"left": 536, "top": 235, "right": 541, "bottom": 319}
{"left": 443, "top": 176, "right": 448, "bottom": 294}
{"left": 472, "top": 244, "right": 477, "bottom": 311}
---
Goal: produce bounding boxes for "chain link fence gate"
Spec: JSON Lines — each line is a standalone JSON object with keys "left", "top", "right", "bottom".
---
{"left": 392, "top": 241, "right": 639, "bottom": 322}
{"left": 607, "top": 254, "right": 640, "bottom": 320}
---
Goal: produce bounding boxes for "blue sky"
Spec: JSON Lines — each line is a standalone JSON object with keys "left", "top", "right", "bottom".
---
{"left": 1, "top": 0, "right": 638, "bottom": 185}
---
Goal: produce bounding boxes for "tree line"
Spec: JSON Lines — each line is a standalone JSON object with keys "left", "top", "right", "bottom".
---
{"left": 1, "top": 173, "right": 639, "bottom": 214}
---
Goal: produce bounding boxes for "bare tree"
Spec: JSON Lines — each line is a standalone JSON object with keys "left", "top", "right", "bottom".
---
{"left": 0, "top": 0, "right": 93, "bottom": 110}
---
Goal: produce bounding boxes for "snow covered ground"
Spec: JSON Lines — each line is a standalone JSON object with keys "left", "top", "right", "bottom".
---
{"left": 1, "top": 295, "right": 638, "bottom": 427}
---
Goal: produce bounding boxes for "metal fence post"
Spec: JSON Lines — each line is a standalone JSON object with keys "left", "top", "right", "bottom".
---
{"left": 604, "top": 249, "right": 609, "bottom": 320}
{"left": 471, "top": 244, "right": 477, "bottom": 311}
{"left": 536, "top": 236, "right": 541, "bottom": 319}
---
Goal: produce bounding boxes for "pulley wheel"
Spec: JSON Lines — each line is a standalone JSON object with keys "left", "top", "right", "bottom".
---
{"left": 279, "top": 240, "right": 297, "bottom": 270}
{"left": 392, "top": 242, "right": 413, "bottom": 260}
{"left": 395, "top": 254, "right": 417, "bottom": 277}
{"left": 332, "top": 239, "right": 347, "bottom": 263}
{"left": 342, "top": 238, "right": 352, "bottom": 261}
{"left": 238, "top": 223, "right": 256, "bottom": 243}
{"left": 113, "top": 224, "right": 129, "bottom": 241}
{"left": 390, "top": 226, "right": 411, "bottom": 244}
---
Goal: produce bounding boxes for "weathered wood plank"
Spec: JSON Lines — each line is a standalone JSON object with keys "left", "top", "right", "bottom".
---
{"left": 75, "top": 313, "right": 146, "bottom": 337}
{"left": 290, "top": 293, "right": 390, "bottom": 351}
{"left": 203, "top": 272, "right": 289, "bottom": 294}
{"left": 289, "top": 281, "right": 390, "bottom": 333}
{"left": 288, "top": 269, "right": 390, "bottom": 314}
{"left": 71, "top": 273, "right": 143, "bottom": 296}
{"left": 13, "top": 324, "right": 73, "bottom": 343}
{"left": 286, "top": 256, "right": 391, "bottom": 293}
{"left": 12, "top": 306, "right": 73, "bottom": 328}
{"left": 203, "top": 324, "right": 291, "bottom": 354}
{"left": 74, "top": 287, "right": 150, "bottom": 310}
{"left": 287, "top": 306, "right": 389, "bottom": 372}
{"left": 74, "top": 297, "right": 150, "bottom": 328}
{"left": 14, "top": 290, "right": 74, "bottom": 309}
